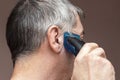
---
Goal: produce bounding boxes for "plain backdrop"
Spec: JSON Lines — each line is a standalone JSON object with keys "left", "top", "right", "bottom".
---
{"left": 0, "top": 0, "right": 120, "bottom": 80}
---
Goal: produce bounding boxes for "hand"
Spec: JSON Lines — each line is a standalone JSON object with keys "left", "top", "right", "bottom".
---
{"left": 71, "top": 43, "right": 115, "bottom": 80}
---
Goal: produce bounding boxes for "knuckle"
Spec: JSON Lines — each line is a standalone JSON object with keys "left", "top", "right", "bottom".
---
{"left": 98, "top": 47, "right": 105, "bottom": 53}
{"left": 97, "top": 47, "right": 106, "bottom": 55}
{"left": 84, "top": 42, "right": 99, "bottom": 48}
{"left": 105, "top": 59, "right": 112, "bottom": 65}
{"left": 91, "top": 47, "right": 106, "bottom": 58}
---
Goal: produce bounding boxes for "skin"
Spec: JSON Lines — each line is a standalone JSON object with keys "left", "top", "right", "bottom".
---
{"left": 10, "top": 14, "right": 115, "bottom": 80}
{"left": 71, "top": 15, "right": 115, "bottom": 80}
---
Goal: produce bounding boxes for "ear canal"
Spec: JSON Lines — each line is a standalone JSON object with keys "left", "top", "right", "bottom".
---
{"left": 56, "top": 38, "right": 59, "bottom": 43}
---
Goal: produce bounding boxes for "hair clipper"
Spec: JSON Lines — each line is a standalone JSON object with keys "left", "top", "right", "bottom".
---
{"left": 64, "top": 32, "right": 85, "bottom": 56}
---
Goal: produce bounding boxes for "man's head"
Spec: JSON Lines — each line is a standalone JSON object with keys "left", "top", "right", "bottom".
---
{"left": 6, "top": 0, "right": 84, "bottom": 64}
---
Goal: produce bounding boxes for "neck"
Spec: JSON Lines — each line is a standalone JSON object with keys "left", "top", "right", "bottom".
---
{"left": 10, "top": 51, "right": 72, "bottom": 80}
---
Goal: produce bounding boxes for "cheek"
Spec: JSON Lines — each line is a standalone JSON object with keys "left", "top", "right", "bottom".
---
{"left": 72, "top": 26, "right": 83, "bottom": 34}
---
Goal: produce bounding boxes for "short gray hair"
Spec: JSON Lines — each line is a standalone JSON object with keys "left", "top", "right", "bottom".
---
{"left": 6, "top": 0, "right": 84, "bottom": 63}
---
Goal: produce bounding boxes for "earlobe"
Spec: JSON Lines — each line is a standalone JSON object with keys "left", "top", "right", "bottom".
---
{"left": 47, "top": 25, "right": 63, "bottom": 53}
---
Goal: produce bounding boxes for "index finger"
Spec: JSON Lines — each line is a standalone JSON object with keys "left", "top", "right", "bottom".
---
{"left": 76, "top": 43, "right": 99, "bottom": 59}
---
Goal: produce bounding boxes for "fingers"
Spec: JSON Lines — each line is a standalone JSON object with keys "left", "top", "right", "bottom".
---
{"left": 77, "top": 43, "right": 99, "bottom": 59}
{"left": 88, "top": 55, "right": 115, "bottom": 80}
{"left": 89, "top": 47, "right": 106, "bottom": 58}
{"left": 76, "top": 43, "right": 106, "bottom": 59}
{"left": 73, "top": 42, "right": 115, "bottom": 80}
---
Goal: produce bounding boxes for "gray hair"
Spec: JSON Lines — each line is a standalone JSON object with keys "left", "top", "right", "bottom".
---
{"left": 6, "top": 0, "right": 84, "bottom": 63}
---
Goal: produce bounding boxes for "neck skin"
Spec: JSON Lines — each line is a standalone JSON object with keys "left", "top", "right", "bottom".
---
{"left": 10, "top": 40, "right": 74, "bottom": 80}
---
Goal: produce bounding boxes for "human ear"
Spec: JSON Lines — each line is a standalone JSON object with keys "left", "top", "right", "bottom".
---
{"left": 47, "top": 25, "right": 63, "bottom": 53}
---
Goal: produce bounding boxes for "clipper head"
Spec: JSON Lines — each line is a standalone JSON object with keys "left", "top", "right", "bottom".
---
{"left": 64, "top": 32, "right": 85, "bottom": 56}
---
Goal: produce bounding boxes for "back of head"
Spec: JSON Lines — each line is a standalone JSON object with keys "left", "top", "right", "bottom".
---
{"left": 6, "top": 0, "right": 83, "bottom": 64}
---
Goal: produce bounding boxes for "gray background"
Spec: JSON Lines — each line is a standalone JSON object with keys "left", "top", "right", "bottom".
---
{"left": 0, "top": 0, "right": 120, "bottom": 80}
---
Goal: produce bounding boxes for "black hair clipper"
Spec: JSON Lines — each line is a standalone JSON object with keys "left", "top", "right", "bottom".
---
{"left": 64, "top": 32, "right": 85, "bottom": 56}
